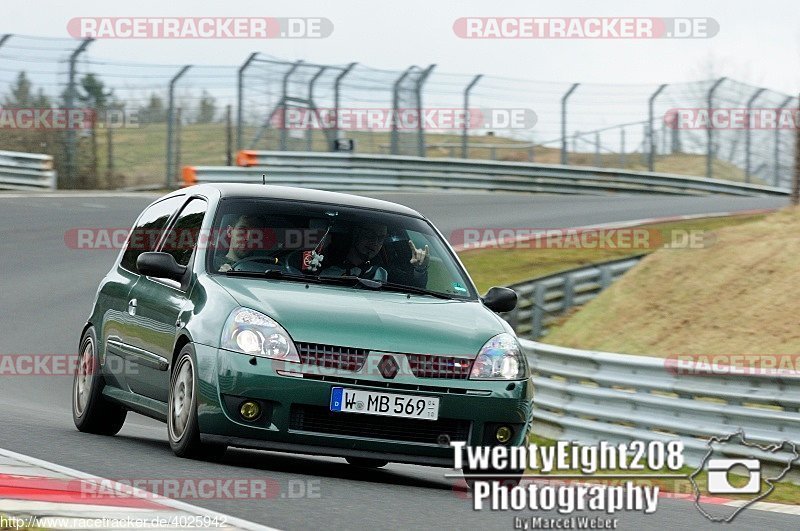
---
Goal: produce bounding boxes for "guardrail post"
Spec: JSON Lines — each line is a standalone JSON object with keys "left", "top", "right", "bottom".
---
{"left": 461, "top": 74, "right": 482, "bottom": 159}
{"left": 332, "top": 62, "right": 357, "bottom": 150}
{"left": 307, "top": 66, "right": 328, "bottom": 151}
{"left": 236, "top": 53, "right": 259, "bottom": 151}
{"left": 561, "top": 83, "right": 580, "bottom": 165}
{"left": 532, "top": 284, "right": 546, "bottom": 339}
{"left": 415, "top": 64, "right": 436, "bottom": 157}
{"left": 65, "top": 38, "right": 94, "bottom": 188}
{"left": 744, "top": 88, "right": 766, "bottom": 184}
{"left": 563, "top": 274, "right": 575, "bottom": 311}
{"left": 391, "top": 67, "right": 415, "bottom": 155}
{"left": 773, "top": 96, "right": 793, "bottom": 187}
{"left": 599, "top": 264, "right": 613, "bottom": 290}
{"left": 648, "top": 84, "right": 667, "bottom": 172}
{"left": 165, "top": 65, "right": 191, "bottom": 188}
{"left": 706, "top": 77, "right": 727, "bottom": 179}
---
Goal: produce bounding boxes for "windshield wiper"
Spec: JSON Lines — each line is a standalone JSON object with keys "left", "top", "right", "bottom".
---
{"left": 316, "top": 273, "right": 383, "bottom": 290}
{"left": 224, "top": 269, "right": 311, "bottom": 283}
{"left": 378, "top": 282, "right": 457, "bottom": 300}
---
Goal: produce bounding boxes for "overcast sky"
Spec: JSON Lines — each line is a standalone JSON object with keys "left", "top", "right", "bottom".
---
{"left": 3, "top": 0, "right": 799, "bottom": 93}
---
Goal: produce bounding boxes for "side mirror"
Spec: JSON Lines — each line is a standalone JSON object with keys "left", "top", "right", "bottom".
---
{"left": 482, "top": 287, "right": 517, "bottom": 313}
{"left": 137, "top": 252, "right": 187, "bottom": 282}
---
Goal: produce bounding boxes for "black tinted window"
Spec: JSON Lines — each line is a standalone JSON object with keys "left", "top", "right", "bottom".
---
{"left": 160, "top": 198, "right": 208, "bottom": 267}
{"left": 120, "top": 196, "right": 184, "bottom": 272}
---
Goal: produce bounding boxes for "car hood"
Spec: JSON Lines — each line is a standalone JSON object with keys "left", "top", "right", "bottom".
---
{"left": 211, "top": 276, "right": 507, "bottom": 356}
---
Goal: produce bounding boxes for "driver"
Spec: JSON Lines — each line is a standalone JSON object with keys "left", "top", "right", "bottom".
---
{"left": 215, "top": 214, "right": 268, "bottom": 272}
{"left": 320, "top": 224, "right": 430, "bottom": 287}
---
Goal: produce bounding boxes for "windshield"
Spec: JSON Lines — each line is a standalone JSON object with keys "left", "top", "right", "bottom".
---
{"left": 207, "top": 198, "right": 478, "bottom": 300}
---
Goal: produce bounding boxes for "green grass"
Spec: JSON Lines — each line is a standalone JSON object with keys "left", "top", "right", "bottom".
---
{"left": 542, "top": 207, "right": 800, "bottom": 357}
{"left": 458, "top": 214, "right": 767, "bottom": 293}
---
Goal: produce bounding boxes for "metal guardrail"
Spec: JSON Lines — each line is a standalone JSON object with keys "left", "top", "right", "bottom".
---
{"left": 0, "top": 150, "right": 57, "bottom": 190}
{"left": 501, "top": 256, "right": 644, "bottom": 339}
{"left": 183, "top": 151, "right": 789, "bottom": 197}
{"left": 521, "top": 340, "right": 800, "bottom": 471}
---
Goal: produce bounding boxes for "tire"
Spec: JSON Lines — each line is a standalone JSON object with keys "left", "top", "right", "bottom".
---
{"left": 345, "top": 457, "right": 389, "bottom": 469}
{"left": 72, "top": 327, "right": 127, "bottom": 435}
{"left": 168, "top": 345, "right": 226, "bottom": 460}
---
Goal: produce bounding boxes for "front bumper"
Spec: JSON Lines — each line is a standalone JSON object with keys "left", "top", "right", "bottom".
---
{"left": 194, "top": 344, "right": 534, "bottom": 467}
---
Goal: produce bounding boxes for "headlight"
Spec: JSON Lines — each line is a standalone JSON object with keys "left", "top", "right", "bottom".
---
{"left": 469, "top": 333, "right": 528, "bottom": 380}
{"left": 221, "top": 307, "right": 300, "bottom": 362}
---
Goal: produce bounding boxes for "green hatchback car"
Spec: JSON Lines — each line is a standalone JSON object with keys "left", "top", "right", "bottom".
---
{"left": 73, "top": 184, "right": 533, "bottom": 479}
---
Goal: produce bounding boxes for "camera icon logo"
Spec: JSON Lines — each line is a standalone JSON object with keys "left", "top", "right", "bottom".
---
{"left": 706, "top": 458, "right": 761, "bottom": 494}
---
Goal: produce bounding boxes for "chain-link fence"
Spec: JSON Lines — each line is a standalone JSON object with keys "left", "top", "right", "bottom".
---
{"left": 0, "top": 34, "right": 796, "bottom": 189}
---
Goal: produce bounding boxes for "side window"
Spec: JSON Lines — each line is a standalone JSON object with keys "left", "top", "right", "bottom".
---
{"left": 120, "top": 196, "right": 185, "bottom": 273}
{"left": 159, "top": 198, "right": 208, "bottom": 267}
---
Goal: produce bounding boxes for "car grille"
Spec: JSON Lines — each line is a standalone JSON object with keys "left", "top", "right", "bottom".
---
{"left": 296, "top": 343, "right": 369, "bottom": 372}
{"left": 289, "top": 405, "right": 471, "bottom": 444}
{"left": 406, "top": 354, "right": 473, "bottom": 379}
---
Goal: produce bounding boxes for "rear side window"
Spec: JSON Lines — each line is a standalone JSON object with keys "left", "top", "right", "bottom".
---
{"left": 120, "top": 196, "right": 185, "bottom": 273}
{"left": 159, "top": 198, "right": 208, "bottom": 267}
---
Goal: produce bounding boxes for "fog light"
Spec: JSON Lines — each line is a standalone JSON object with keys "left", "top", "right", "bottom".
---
{"left": 496, "top": 426, "right": 513, "bottom": 444}
{"left": 240, "top": 401, "right": 261, "bottom": 421}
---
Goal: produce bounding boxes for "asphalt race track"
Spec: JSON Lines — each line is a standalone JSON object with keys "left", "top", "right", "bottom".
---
{"left": 0, "top": 191, "right": 794, "bottom": 530}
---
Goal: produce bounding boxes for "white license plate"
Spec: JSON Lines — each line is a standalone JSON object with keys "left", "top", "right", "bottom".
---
{"left": 329, "top": 387, "right": 439, "bottom": 421}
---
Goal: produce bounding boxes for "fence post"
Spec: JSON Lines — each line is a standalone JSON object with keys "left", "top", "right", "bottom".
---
{"left": 744, "top": 87, "right": 766, "bottom": 183}
{"left": 175, "top": 107, "right": 182, "bottom": 177}
{"left": 594, "top": 132, "right": 601, "bottom": 166}
{"left": 647, "top": 84, "right": 667, "bottom": 172}
{"left": 236, "top": 52, "right": 259, "bottom": 152}
{"left": 561, "top": 83, "right": 579, "bottom": 165}
{"left": 279, "top": 61, "right": 303, "bottom": 152}
{"left": 332, "top": 62, "right": 357, "bottom": 149}
{"left": 307, "top": 66, "right": 328, "bottom": 151}
{"left": 391, "top": 66, "right": 415, "bottom": 155}
{"left": 225, "top": 105, "right": 233, "bottom": 165}
{"left": 415, "top": 64, "right": 436, "bottom": 157}
{"left": 0, "top": 34, "right": 11, "bottom": 49}
{"left": 619, "top": 127, "right": 626, "bottom": 168}
{"left": 793, "top": 93, "right": 800, "bottom": 205}
{"left": 532, "top": 284, "right": 546, "bottom": 339}
{"left": 462, "top": 74, "right": 482, "bottom": 159}
{"left": 706, "top": 77, "right": 727, "bottom": 179}
{"left": 773, "top": 96, "right": 793, "bottom": 187}
{"left": 165, "top": 65, "right": 191, "bottom": 188}
{"left": 65, "top": 38, "right": 94, "bottom": 188}
{"left": 106, "top": 118, "right": 113, "bottom": 184}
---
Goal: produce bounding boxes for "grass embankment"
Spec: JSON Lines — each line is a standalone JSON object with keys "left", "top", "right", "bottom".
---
{"left": 542, "top": 208, "right": 800, "bottom": 357}
{"left": 94, "top": 122, "right": 758, "bottom": 188}
{"left": 527, "top": 435, "right": 800, "bottom": 505}
{"left": 459, "top": 214, "right": 767, "bottom": 294}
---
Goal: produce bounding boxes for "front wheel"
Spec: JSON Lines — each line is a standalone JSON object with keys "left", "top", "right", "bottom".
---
{"left": 168, "top": 345, "right": 226, "bottom": 460}
{"left": 72, "top": 327, "right": 127, "bottom": 435}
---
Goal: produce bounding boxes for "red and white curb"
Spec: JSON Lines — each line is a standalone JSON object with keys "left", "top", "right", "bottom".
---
{"left": 0, "top": 448, "right": 276, "bottom": 530}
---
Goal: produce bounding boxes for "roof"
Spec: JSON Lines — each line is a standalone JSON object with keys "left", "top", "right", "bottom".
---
{"left": 176, "top": 183, "right": 423, "bottom": 218}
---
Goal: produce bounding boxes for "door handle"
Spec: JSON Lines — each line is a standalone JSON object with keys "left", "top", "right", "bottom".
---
{"left": 128, "top": 299, "right": 137, "bottom": 316}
